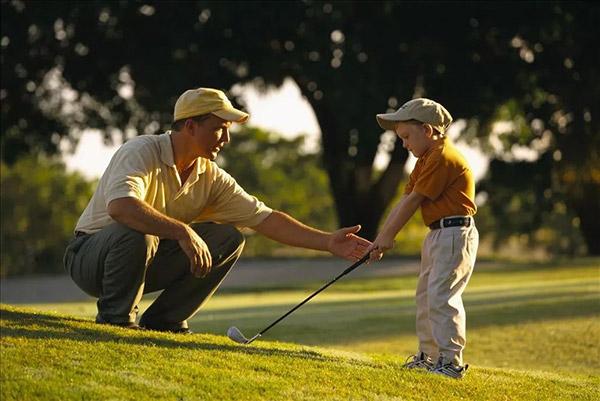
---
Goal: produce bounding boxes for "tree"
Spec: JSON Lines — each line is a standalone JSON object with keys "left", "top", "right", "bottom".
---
{"left": 2, "top": 1, "right": 598, "bottom": 251}
{"left": 0, "top": 156, "right": 95, "bottom": 276}
{"left": 218, "top": 126, "right": 338, "bottom": 256}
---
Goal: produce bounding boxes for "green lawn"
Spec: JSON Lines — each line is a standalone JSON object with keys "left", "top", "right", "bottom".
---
{"left": 2, "top": 258, "right": 599, "bottom": 400}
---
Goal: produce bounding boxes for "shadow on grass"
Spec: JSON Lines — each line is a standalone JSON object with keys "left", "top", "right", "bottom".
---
{"left": 269, "top": 259, "right": 599, "bottom": 295}
{"left": 2, "top": 273, "right": 598, "bottom": 351}
{"left": 189, "top": 282, "right": 600, "bottom": 346}
{"left": 0, "top": 307, "right": 372, "bottom": 365}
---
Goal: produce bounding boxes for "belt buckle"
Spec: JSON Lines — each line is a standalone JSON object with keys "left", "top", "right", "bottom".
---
{"left": 442, "top": 217, "right": 469, "bottom": 228}
{"left": 442, "top": 218, "right": 454, "bottom": 228}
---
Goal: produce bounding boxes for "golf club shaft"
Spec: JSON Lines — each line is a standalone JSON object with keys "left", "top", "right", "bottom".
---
{"left": 256, "top": 254, "right": 370, "bottom": 338}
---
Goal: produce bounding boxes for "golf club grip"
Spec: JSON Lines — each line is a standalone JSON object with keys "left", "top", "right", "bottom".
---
{"left": 338, "top": 253, "right": 370, "bottom": 278}
{"left": 258, "top": 254, "right": 370, "bottom": 336}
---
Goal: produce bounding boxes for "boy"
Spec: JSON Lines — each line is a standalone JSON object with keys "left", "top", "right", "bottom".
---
{"left": 368, "top": 98, "right": 478, "bottom": 379}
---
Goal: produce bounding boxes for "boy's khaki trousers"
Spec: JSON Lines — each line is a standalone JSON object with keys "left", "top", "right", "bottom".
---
{"left": 416, "top": 222, "right": 479, "bottom": 365}
{"left": 63, "top": 222, "right": 245, "bottom": 329}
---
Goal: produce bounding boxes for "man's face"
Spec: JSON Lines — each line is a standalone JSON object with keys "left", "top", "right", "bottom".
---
{"left": 394, "top": 121, "right": 431, "bottom": 158}
{"left": 190, "top": 115, "right": 232, "bottom": 160}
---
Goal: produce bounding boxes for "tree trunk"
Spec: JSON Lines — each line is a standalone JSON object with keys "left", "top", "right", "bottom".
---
{"left": 308, "top": 99, "right": 409, "bottom": 240}
{"left": 568, "top": 184, "right": 600, "bottom": 255}
{"left": 559, "top": 99, "right": 600, "bottom": 255}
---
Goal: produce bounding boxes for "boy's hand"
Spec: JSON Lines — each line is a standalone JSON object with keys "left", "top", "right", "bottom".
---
{"left": 367, "top": 233, "right": 395, "bottom": 263}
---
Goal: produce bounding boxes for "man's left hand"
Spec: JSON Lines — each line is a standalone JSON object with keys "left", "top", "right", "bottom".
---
{"left": 327, "top": 225, "right": 372, "bottom": 261}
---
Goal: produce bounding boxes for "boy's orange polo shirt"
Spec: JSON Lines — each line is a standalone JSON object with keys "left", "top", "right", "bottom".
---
{"left": 405, "top": 138, "right": 477, "bottom": 226}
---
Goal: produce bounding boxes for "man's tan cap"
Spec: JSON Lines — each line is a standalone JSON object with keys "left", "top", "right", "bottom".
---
{"left": 173, "top": 88, "right": 249, "bottom": 123}
{"left": 376, "top": 98, "right": 453, "bottom": 134}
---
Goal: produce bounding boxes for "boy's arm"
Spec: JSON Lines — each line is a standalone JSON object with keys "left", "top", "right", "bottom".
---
{"left": 368, "top": 191, "right": 426, "bottom": 262}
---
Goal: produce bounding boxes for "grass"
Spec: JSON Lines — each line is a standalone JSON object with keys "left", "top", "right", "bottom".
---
{"left": 1, "top": 258, "right": 599, "bottom": 400}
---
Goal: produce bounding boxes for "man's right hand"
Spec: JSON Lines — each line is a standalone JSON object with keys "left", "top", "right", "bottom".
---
{"left": 178, "top": 226, "right": 212, "bottom": 277}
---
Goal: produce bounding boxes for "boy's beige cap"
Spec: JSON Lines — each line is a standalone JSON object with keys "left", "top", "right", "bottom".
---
{"left": 174, "top": 88, "right": 249, "bottom": 123}
{"left": 376, "top": 98, "right": 453, "bottom": 134}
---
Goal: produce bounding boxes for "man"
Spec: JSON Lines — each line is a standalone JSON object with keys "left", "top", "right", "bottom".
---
{"left": 64, "top": 88, "right": 371, "bottom": 334}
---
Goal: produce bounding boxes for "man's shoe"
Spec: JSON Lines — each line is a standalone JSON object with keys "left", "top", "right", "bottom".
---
{"left": 139, "top": 319, "right": 192, "bottom": 334}
{"left": 402, "top": 352, "right": 435, "bottom": 370}
{"left": 432, "top": 357, "right": 469, "bottom": 379}
{"left": 95, "top": 314, "right": 144, "bottom": 330}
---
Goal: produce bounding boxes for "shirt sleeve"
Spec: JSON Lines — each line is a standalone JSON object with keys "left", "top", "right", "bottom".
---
{"left": 412, "top": 152, "right": 449, "bottom": 201}
{"left": 404, "top": 162, "right": 419, "bottom": 194}
{"left": 199, "top": 165, "right": 272, "bottom": 227}
{"left": 102, "top": 143, "right": 150, "bottom": 206}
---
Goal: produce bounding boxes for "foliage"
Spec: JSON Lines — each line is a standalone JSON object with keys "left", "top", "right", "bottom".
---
{"left": 477, "top": 156, "right": 588, "bottom": 256}
{"left": 218, "top": 127, "right": 338, "bottom": 256}
{"left": 1, "top": 1, "right": 599, "bottom": 251}
{"left": 2, "top": 259, "right": 599, "bottom": 400}
{"left": 0, "top": 156, "right": 94, "bottom": 276}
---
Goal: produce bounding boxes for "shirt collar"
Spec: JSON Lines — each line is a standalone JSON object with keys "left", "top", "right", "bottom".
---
{"left": 420, "top": 138, "right": 446, "bottom": 160}
{"left": 159, "top": 131, "right": 207, "bottom": 175}
{"left": 159, "top": 132, "right": 175, "bottom": 167}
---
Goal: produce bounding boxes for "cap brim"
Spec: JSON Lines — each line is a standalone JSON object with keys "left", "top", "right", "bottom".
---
{"left": 212, "top": 107, "right": 249, "bottom": 124}
{"left": 376, "top": 113, "right": 403, "bottom": 131}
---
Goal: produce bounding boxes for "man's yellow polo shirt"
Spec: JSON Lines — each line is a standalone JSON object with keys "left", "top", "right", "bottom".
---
{"left": 75, "top": 132, "right": 272, "bottom": 234}
{"left": 404, "top": 138, "right": 477, "bottom": 226}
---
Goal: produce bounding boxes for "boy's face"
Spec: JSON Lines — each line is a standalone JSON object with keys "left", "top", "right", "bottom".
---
{"left": 394, "top": 121, "right": 434, "bottom": 158}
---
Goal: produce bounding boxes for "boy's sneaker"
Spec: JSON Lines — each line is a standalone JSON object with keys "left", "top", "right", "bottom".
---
{"left": 432, "top": 357, "right": 469, "bottom": 379}
{"left": 402, "top": 352, "right": 434, "bottom": 370}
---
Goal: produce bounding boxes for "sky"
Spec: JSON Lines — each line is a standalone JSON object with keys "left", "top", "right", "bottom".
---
{"left": 63, "top": 78, "right": 489, "bottom": 181}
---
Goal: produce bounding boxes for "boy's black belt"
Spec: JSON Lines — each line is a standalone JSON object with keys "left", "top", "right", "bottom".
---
{"left": 428, "top": 216, "right": 472, "bottom": 230}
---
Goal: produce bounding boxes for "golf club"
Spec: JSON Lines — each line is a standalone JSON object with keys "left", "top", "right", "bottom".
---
{"left": 227, "top": 253, "right": 370, "bottom": 344}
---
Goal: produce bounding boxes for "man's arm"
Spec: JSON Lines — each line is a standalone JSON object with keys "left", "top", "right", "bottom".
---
{"left": 251, "top": 210, "right": 371, "bottom": 261}
{"left": 108, "top": 197, "right": 186, "bottom": 239}
{"left": 107, "top": 197, "right": 212, "bottom": 277}
{"left": 368, "top": 191, "right": 426, "bottom": 262}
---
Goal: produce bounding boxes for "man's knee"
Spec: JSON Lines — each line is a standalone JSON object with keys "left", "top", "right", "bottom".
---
{"left": 111, "top": 223, "right": 159, "bottom": 261}
{"left": 190, "top": 223, "right": 245, "bottom": 257}
{"left": 214, "top": 224, "right": 245, "bottom": 256}
{"left": 225, "top": 225, "right": 245, "bottom": 255}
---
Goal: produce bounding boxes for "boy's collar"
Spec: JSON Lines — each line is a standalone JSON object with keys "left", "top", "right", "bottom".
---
{"left": 418, "top": 137, "right": 447, "bottom": 159}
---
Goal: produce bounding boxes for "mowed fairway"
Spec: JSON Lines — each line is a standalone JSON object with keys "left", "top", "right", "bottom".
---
{"left": 2, "top": 258, "right": 599, "bottom": 400}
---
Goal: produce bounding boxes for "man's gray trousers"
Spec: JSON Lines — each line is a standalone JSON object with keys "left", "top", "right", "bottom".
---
{"left": 63, "top": 222, "right": 244, "bottom": 329}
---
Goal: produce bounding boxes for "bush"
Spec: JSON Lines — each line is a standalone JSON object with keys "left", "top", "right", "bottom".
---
{"left": 219, "top": 127, "right": 338, "bottom": 256}
{"left": 0, "top": 156, "right": 94, "bottom": 276}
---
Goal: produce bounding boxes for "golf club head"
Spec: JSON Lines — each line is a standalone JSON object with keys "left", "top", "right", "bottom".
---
{"left": 227, "top": 326, "right": 249, "bottom": 344}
